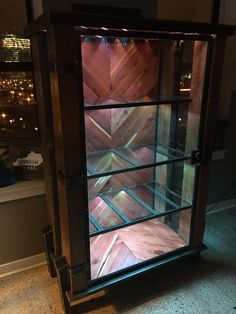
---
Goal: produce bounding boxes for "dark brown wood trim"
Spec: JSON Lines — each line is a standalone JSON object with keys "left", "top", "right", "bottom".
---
{"left": 0, "top": 62, "right": 32, "bottom": 71}
{"left": 192, "top": 37, "right": 226, "bottom": 247}
{"left": 46, "top": 25, "right": 90, "bottom": 294}
{"left": 25, "top": 11, "right": 235, "bottom": 38}
{"left": 212, "top": 0, "right": 221, "bottom": 24}
{"left": 71, "top": 3, "right": 142, "bottom": 18}
{"left": 25, "top": 0, "right": 33, "bottom": 24}
{"left": 30, "top": 32, "right": 61, "bottom": 256}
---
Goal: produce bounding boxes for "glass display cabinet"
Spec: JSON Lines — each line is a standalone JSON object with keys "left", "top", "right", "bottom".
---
{"left": 26, "top": 11, "right": 234, "bottom": 313}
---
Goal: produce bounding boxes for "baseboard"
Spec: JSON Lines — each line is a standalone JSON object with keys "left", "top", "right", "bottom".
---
{"left": 207, "top": 198, "right": 236, "bottom": 215}
{"left": 0, "top": 253, "right": 46, "bottom": 279}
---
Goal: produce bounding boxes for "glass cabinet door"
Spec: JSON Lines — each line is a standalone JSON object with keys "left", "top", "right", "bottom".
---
{"left": 79, "top": 33, "right": 208, "bottom": 280}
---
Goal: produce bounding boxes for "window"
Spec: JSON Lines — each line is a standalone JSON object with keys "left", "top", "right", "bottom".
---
{"left": 0, "top": 2, "right": 42, "bottom": 185}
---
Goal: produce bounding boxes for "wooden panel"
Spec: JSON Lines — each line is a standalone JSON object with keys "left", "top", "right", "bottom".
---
{"left": 85, "top": 106, "right": 156, "bottom": 153}
{"left": 180, "top": 41, "right": 208, "bottom": 242}
{"left": 82, "top": 42, "right": 111, "bottom": 102}
{"left": 185, "top": 41, "right": 208, "bottom": 154}
{"left": 111, "top": 106, "right": 156, "bottom": 147}
{"left": 85, "top": 110, "right": 111, "bottom": 151}
{"left": 82, "top": 40, "right": 160, "bottom": 104}
{"left": 89, "top": 196, "right": 124, "bottom": 228}
{"left": 156, "top": 41, "right": 177, "bottom": 217}
{"left": 191, "top": 38, "right": 227, "bottom": 246}
{"left": 83, "top": 40, "right": 160, "bottom": 199}
{"left": 86, "top": 105, "right": 156, "bottom": 196}
{"left": 30, "top": 33, "right": 61, "bottom": 255}
{"left": 83, "top": 40, "right": 160, "bottom": 158}
{"left": 110, "top": 41, "right": 160, "bottom": 99}
{"left": 47, "top": 25, "right": 90, "bottom": 294}
{"left": 90, "top": 218, "right": 187, "bottom": 279}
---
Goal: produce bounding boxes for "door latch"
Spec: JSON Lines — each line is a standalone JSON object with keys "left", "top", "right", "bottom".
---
{"left": 191, "top": 150, "right": 201, "bottom": 165}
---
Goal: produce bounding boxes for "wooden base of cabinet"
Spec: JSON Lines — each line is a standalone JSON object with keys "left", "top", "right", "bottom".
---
{"left": 45, "top": 225, "right": 206, "bottom": 313}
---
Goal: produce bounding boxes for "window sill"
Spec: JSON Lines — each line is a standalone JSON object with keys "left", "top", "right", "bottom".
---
{"left": 0, "top": 180, "right": 46, "bottom": 203}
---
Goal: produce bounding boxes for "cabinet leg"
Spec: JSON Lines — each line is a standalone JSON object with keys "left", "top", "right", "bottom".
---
{"left": 54, "top": 256, "right": 71, "bottom": 314}
{"left": 43, "top": 225, "right": 56, "bottom": 277}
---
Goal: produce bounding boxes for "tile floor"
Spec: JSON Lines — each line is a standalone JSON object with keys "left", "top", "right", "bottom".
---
{"left": 0, "top": 208, "right": 235, "bottom": 314}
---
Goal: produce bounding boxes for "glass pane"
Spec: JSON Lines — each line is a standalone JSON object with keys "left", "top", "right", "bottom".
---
{"left": 83, "top": 35, "right": 208, "bottom": 280}
{"left": 89, "top": 196, "right": 124, "bottom": 229}
{"left": 84, "top": 96, "right": 190, "bottom": 108}
{"left": 0, "top": 71, "right": 38, "bottom": 138}
{"left": 88, "top": 162, "right": 193, "bottom": 235}
{"left": 89, "top": 221, "right": 97, "bottom": 233}
{"left": 0, "top": 34, "right": 31, "bottom": 62}
{"left": 106, "top": 190, "right": 151, "bottom": 221}
{"left": 80, "top": 35, "right": 191, "bottom": 108}
{"left": 90, "top": 208, "right": 191, "bottom": 279}
{"left": 180, "top": 41, "right": 194, "bottom": 96}
{"left": 85, "top": 106, "right": 190, "bottom": 178}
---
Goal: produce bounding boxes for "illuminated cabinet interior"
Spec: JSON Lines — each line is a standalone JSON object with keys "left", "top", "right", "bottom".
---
{"left": 26, "top": 11, "right": 234, "bottom": 313}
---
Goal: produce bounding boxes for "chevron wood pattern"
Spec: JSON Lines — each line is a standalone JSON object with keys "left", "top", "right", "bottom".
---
{"left": 82, "top": 39, "right": 161, "bottom": 196}
{"left": 82, "top": 39, "right": 160, "bottom": 105}
{"left": 87, "top": 167, "right": 154, "bottom": 201}
{"left": 85, "top": 106, "right": 157, "bottom": 196}
{"left": 82, "top": 39, "right": 159, "bottom": 152}
{"left": 90, "top": 218, "right": 187, "bottom": 279}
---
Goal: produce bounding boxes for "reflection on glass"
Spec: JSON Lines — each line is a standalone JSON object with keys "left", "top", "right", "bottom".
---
{"left": 87, "top": 143, "right": 189, "bottom": 178}
{"left": 0, "top": 71, "right": 38, "bottom": 138}
{"left": 0, "top": 34, "right": 31, "bottom": 62}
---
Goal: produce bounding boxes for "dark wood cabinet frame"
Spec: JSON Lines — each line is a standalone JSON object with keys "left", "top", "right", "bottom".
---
{"left": 25, "top": 12, "right": 234, "bottom": 313}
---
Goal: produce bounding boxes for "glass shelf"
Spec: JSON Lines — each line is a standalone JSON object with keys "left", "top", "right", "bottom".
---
{"left": 84, "top": 95, "right": 191, "bottom": 110}
{"left": 88, "top": 180, "right": 191, "bottom": 237}
{"left": 87, "top": 143, "right": 190, "bottom": 179}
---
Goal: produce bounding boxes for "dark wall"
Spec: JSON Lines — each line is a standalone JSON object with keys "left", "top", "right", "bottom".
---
{"left": 0, "top": 0, "right": 27, "bottom": 33}
{"left": 208, "top": 90, "right": 236, "bottom": 204}
{"left": 40, "top": 0, "right": 157, "bottom": 18}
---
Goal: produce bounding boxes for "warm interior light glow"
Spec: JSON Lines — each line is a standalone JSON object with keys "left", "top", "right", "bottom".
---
{"left": 180, "top": 88, "right": 191, "bottom": 92}
{"left": 2, "top": 35, "right": 30, "bottom": 49}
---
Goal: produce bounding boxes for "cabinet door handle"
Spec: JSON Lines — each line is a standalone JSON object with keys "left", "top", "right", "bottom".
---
{"left": 191, "top": 150, "right": 201, "bottom": 165}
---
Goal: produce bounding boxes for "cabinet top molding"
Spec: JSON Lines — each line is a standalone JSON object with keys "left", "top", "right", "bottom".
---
{"left": 25, "top": 11, "right": 235, "bottom": 38}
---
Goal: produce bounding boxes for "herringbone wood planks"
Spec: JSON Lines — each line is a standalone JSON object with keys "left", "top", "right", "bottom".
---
{"left": 90, "top": 219, "right": 187, "bottom": 279}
